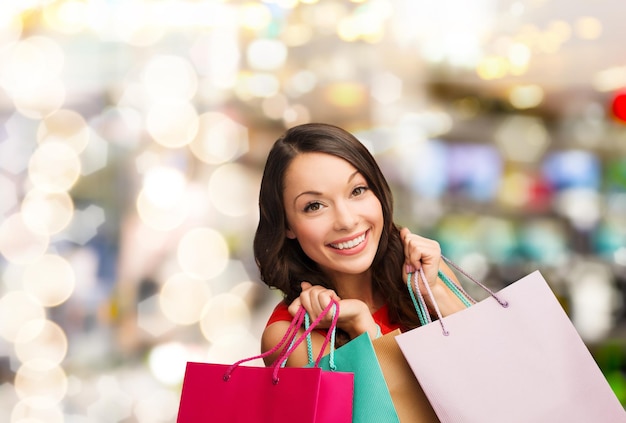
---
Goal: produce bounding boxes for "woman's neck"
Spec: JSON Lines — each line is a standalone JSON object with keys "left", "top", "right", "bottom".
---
{"left": 332, "top": 271, "right": 383, "bottom": 313}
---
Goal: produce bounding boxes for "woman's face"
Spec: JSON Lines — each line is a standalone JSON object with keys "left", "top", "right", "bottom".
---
{"left": 282, "top": 152, "right": 384, "bottom": 282}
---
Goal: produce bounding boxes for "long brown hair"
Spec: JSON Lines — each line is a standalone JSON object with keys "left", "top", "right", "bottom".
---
{"left": 254, "top": 123, "right": 420, "bottom": 330}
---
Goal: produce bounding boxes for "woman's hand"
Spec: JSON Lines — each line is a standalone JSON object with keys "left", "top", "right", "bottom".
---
{"left": 262, "top": 282, "right": 378, "bottom": 367}
{"left": 400, "top": 227, "right": 466, "bottom": 316}
{"left": 288, "top": 282, "right": 378, "bottom": 340}
{"left": 400, "top": 227, "right": 441, "bottom": 288}
{"left": 287, "top": 282, "right": 340, "bottom": 328}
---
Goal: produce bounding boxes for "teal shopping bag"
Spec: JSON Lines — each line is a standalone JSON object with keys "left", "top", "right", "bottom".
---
{"left": 307, "top": 331, "right": 399, "bottom": 423}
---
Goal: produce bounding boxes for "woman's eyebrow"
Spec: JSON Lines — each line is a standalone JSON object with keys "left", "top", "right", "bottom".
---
{"left": 293, "top": 190, "right": 322, "bottom": 205}
{"left": 347, "top": 170, "right": 360, "bottom": 182}
{"left": 292, "top": 170, "right": 361, "bottom": 205}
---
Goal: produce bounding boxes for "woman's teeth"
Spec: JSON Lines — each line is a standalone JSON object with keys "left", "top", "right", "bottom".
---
{"left": 331, "top": 233, "right": 366, "bottom": 250}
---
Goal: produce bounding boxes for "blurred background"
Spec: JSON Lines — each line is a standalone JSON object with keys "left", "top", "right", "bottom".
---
{"left": 1, "top": 0, "right": 625, "bottom": 421}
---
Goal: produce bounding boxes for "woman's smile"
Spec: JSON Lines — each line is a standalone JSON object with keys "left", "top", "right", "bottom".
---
{"left": 328, "top": 230, "right": 368, "bottom": 252}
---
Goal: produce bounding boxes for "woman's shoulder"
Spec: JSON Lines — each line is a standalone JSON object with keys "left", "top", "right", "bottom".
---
{"left": 265, "top": 300, "right": 292, "bottom": 327}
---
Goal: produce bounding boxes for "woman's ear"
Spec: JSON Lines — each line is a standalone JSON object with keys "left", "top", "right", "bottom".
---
{"left": 286, "top": 228, "right": 296, "bottom": 239}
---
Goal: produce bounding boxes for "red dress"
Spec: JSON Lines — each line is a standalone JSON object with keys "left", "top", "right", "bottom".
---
{"left": 265, "top": 300, "right": 404, "bottom": 335}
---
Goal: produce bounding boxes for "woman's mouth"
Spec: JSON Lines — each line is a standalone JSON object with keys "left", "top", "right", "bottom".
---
{"left": 329, "top": 232, "right": 367, "bottom": 250}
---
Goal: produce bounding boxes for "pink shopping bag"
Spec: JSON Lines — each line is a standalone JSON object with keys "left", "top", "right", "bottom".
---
{"left": 177, "top": 300, "right": 354, "bottom": 423}
{"left": 396, "top": 268, "right": 626, "bottom": 423}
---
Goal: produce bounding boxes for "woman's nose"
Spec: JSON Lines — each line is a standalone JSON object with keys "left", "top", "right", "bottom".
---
{"left": 333, "top": 201, "right": 358, "bottom": 230}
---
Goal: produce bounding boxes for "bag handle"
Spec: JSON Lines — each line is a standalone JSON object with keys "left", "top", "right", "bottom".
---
{"left": 302, "top": 311, "right": 338, "bottom": 370}
{"left": 409, "top": 255, "right": 509, "bottom": 336}
{"left": 223, "top": 299, "right": 339, "bottom": 384}
{"left": 441, "top": 255, "right": 508, "bottom": 308}
{"left": 275, "top": 300, "right": 339, "bottom": 370}
{"left": 223, "top": 306, "right": 306, "bottom": 380}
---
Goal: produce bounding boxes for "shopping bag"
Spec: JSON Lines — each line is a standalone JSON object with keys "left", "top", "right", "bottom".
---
{"left": 372, "top": 329, "right": 439, "bottom": 423}
{"left": 177, "top": 300, "right": 354, "bottom": 423}
{"left": 307, "top": 330, "right": 400, "bottom": 423}
{"left": 396, "top": 267, "right": 626, "bottom": 423}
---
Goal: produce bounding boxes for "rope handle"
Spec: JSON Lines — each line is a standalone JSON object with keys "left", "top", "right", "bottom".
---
{"left": 223, "top": 305, "right": 306, "bottom": 381}
{"left": 271, "top": 300, "right": 339, "bottom": 382}
{"left": 223, "top": 299, "right": 339, "bottom": 384}
{"left": 440, "top": 255, "right": 508, "bottom": 308}
{"left": 408, "top": 255, "right": 509, "bottom": 336}
{"left": 303, "top": 308, "right": 338, "bottom": 370}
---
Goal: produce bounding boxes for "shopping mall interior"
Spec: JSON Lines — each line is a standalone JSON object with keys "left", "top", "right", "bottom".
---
{"left": 0, "top": 0, "right": 625, "bottom": 421}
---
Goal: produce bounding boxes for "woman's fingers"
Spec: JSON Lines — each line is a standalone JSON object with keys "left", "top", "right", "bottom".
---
{"left": 288, "top": 282, "right": 341, "bottom": 328}
{"left": 400, "top": 228, "right": 441, "bottom": 287}
{"left": 292, "top": 282, "right": 378, "bottom": 337}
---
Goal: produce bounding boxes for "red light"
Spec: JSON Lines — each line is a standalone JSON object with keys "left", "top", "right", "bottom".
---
{"left": 611, "top": 90, "right": 626, "bottom": 123}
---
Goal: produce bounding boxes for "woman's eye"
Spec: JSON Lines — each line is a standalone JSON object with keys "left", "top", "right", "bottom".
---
{"left": 352, "top": 186, "right": 368, "bottom": 196}
{"left": 304, "top": 202, "right": 322, "bottom": 212}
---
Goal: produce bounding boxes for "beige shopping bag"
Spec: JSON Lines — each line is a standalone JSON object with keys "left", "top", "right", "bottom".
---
{"left": 372, "top": 329, "right": 439, "bottom": 423}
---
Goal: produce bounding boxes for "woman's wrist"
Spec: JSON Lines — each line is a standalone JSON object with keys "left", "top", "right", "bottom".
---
{"left": 344, "top": 312, "right": 378, "bottom": 340}
{"left": 424, "top": 280, "right": 466, "bottom": 315}
{"left": 362, "top": 322, "right": 381, "bottom": 340}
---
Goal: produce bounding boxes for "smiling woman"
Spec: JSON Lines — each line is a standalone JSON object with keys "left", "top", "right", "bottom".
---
{"left": 254, "top": 123, "right": 467, "bottom": 367}
{"left": 283, "top": 152, "right": 384, "bottom": 280}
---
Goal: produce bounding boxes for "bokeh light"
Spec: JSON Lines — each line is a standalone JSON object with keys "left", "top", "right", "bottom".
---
{"left": 136, "top": 167, "right": 189, "bottom": 231}
{"left": 159, "top": 273, "right": 212, "bottom": 325}
{"left": 14, "top": 319, "right": 68, "bottom": 367}
{"left": 0, "top": 174, "right": 18, "bottom": 216}
{"left": 593, "top": 66, "right": 626, "bottom": 93}
{"left": 246, "top": 39, "right": 288, "bottom": 71}
{"left": 324, "top": 82, "right": 367, "bottom": 108}
{"left": 509, "top": 84, "right": 544, "bottom": 109}
{"left": 142, "top": 55, "right": 198, "bottom": 102}
{"left": 199, "top": 293, "right": 250, "bottom": 344}
{"left": 147, "top": 343, "right": 189, "bottom": 386}
{"left": 22, "top": 254, "right": 75, "bottom": 307}
{"left": 494, "top": 116, "right": 550, "bottom": 163}
{"left": 142, "top": 166, "right": 187, "bottom": 210}
{"left": 0, "top": 36, "right": 64, "bottom": 96}
{"left": 42, "top": 0, "right": 90, "bottom": 34}
{"left": 0, "top": 35, "right": 66, "bottom": 119}
{"left": 239, "top": 2, "right": 272, "bottom": 31}
{"left": 476, "top": 56, "right": 509, "bottom": 80}
{"left": 146, "top": 101, "right": 199, "bottom": 148}
{"left": 0, "top": 213, "right": 49, "bottom": 265}
{"left": 208, "top": 163, "right": 258, "bottom": 217}
{"left": 12, "top": 77, "right": 66, "bottom": 120}
{"left": 21, "top": 189, "right": 74, "bottom": 236}
{"left": 28, "top": 142, "right": 81, "bottom": 193}
{"left": 38, "top": 109, "right": 89, "bottom": 154}
{"left": 0, "top": 6, "right": 23, "bottom": 46}
{"left": 177, "top": 227, "right": 229, "bottom": 280}
{"left": 237, "top": 72, "right": 281, "bottom": 99}
{"left": 188, "top": 112, "right": 249, "bottom": 165}
{"left": 11, "top": 398, "right": 64, "bottom": 423}
{"left": 611, "top": 90, "right": 626, "bottom": 123}
{"left": 136, "top": 190, "right": 188, "bottom": 232}
{"left": 0, "top": 291, "right": 46, "bottom": 343}
{"left": 567, "top": 261, "right": 615, "bottom": 343}
{"left": 14, "top": 360, "right": 68, "bottom": 405}
{"left": 575, "top": 16, "right": 602, "bottom": 40}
